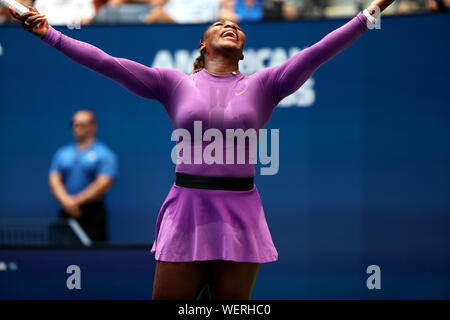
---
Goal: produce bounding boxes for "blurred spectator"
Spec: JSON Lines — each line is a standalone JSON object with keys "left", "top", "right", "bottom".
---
{"left": 427, "top": 0, "right": 450, "bottom": 11}
{"left": 217, "top": 0, "right": 263, "bottom": 22}
{"left": 263, "top": 0, "right": 284, "bottom": 20}
{"left": 145, "top": 0, "right": 176, "bottom": 23}
{"left": 282, "top": 0, "right": 301, "bottom": 19}
{"left": 219, "top": 0, "right": 240, "bottom": 21}
{"left": 95, "top": 0, "right": 151, "bottom": 24}
{"left": 106, "top": 0, "right": 150, "bottom": 6}
{"left": 298, "top": 0, "right": 326, "bottom": 18}
{"left": 34, "top": 0, "right": 96, "bottom": 26}
{"left": 0, "top": 0, "right": 32, "bottom": 24}
{"left": 396, "top": 0, "right": 421, "bottom": 13}
{"left": 235, "top": 0, "right": 264, "bottom": 21}
{"left": 94, "top": 0, "right": 109, "bottom": 11}
{"left": 1, "top": 0, "right": 446, "bottom": 25}
{"left": 322, "top": 0, "right": 359, "bottom": 18}
{"left": 283, "top": 0, "right": 326, "bottom": 19}
{"left": 146, "top": 0, "right": 221, "bottom": 24}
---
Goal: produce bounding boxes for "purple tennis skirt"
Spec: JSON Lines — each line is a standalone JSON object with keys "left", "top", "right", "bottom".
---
{"left": 150, "top": 183, "right": 279, "bottom": 263}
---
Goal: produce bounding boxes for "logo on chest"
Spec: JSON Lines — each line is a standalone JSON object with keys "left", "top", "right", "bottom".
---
{"left": 235, "top": 88, "right": 247, "bottom": 96}
{"left": 86, "top": 151, "right": 97, "bottom": 162}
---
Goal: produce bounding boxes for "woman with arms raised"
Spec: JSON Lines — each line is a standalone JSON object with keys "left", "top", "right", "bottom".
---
{"left": 9, "top": 0, "right": 394, "bottom": 300}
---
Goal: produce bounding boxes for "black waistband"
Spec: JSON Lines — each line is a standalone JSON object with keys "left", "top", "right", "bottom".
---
{"left": 175, "top": 172, "right": 254, "bottom": 191}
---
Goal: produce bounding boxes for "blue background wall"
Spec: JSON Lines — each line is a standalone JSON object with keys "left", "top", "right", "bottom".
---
{"left": 0, "top": 12, "right": 449, "bottom": 299}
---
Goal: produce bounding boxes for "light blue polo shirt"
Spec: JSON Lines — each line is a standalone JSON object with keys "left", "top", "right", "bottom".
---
{"left": 235, "top": 0, "right": 263, "bottom": 21}
{"left": 49, "top": 140, "right": 118, "bottom": 195}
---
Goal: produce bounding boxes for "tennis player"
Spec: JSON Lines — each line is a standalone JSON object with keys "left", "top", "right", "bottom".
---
{"left": 9, "top": 0, "right": 394, "bottom": 300}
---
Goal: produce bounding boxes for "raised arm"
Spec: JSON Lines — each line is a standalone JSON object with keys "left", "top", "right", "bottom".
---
{"left": 8, "top": 6, "right": 185, "bottom": 105}
{"left": 39, "top": 26, "right": 185, "bottom": 102}
{"left": 256, "top": 0, "right": 395, "bottom": 105}
{"left": 259, "top": 12, "right": 367, "bottom": 104}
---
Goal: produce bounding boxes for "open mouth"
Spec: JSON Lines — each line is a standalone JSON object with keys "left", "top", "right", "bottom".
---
{"left": 221, "top": 30, "right": 238, "bottom": 40}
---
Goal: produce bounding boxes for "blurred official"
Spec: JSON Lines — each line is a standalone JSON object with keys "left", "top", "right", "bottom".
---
{"left": 49, "top": 110, "right": 117, "bottom": 242}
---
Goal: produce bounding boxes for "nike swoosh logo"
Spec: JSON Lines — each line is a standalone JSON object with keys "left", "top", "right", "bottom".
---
{"left": 235, "top": 89, "right": 247, "bottom": 96}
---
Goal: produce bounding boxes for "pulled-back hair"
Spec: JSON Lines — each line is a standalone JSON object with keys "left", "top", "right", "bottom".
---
{"left": 193, "top": 30, "right": 207, "bottom": 73}
{"left": 193, "top": 54, "right": 205, "bottom": 73}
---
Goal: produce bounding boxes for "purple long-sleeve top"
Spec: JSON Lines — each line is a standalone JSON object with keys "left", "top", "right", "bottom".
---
{"left": 42, "top": 12, "right": 369, "bottom": 178}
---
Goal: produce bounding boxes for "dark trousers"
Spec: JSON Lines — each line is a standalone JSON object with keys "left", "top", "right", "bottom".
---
{"left": 59, "top": 201, "right": 108, "bottom": 242}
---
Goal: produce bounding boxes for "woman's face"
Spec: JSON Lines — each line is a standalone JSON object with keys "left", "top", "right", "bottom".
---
{"left": 200, "top": 20, "right": 246, "bottom": 59}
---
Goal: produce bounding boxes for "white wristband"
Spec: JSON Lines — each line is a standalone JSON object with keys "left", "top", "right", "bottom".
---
{"left": 363, "top": 9, "right": 377, "bottom": 25}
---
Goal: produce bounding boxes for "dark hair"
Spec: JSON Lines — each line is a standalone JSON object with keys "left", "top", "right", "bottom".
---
{"left": 193, "top": 21, "right": 214, "bottom": 74}
{"left": 193, "top": 54, "right": 205, "bottom": 73}
{"left": 193, "top": 31, "right": 207, "bottom": 73}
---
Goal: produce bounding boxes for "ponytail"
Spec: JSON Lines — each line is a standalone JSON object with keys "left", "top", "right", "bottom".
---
{"left": 193, "top": 54, "right": 205, "bottom": 73}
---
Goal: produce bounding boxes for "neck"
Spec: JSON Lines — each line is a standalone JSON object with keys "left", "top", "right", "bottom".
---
{"left": 204, "top": 53, "right": 239, "bottom": 75}
{"left": 77, "top": 137, "right": 95, "bottom": 150}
